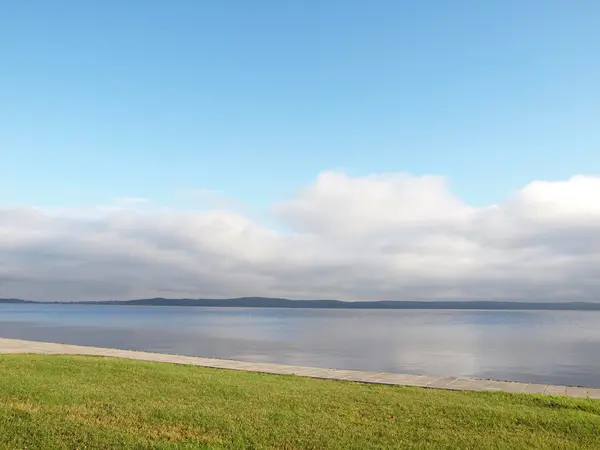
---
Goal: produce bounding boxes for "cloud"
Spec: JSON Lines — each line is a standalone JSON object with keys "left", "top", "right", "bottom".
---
{"left": 112, "top": 197, "right": 150, "bottom": 206}
{"left": 1, "top": 171, "right": 600, "bottom": 302}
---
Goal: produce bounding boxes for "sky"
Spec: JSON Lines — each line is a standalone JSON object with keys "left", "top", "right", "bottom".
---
{"left": 1, "top": 1, "right": 599, "bottom": 301}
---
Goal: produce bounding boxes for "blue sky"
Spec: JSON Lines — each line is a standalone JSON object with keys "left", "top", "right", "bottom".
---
{"left": 2, "top": 0, "right": 599, "bottom": 211}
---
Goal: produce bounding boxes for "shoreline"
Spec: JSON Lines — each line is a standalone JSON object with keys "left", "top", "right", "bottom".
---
{"left": 1, "top": 337, "right": 598, "bottom": 399}
{"left": 4, "top": 299, "right": 600, "bottom": 311}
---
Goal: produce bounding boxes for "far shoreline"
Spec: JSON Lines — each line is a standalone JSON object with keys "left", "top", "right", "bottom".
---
{"left": 2, "top": 297, "right": 600, "bottom": 311}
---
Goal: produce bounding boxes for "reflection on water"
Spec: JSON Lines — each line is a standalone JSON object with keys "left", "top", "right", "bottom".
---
{"left": 1, "top": 304, "right": 599, "bottom": 387}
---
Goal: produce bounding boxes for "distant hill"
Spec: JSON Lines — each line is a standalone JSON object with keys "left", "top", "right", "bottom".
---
{"left": 2, "top": 296, "right": 600, "bottom": 310}
{"left": 0, "top": 298, "right": 34, "bottom": 304}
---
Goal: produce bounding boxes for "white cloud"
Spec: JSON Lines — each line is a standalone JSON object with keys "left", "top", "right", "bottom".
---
{"left": 112, "top": 197, "right": 150, "bottom": 206}
{"left": 1, "top": 171, "right": 600, "bottom": 302}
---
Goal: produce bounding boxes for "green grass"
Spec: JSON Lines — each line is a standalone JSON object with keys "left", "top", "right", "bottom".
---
{"left": 1, "top": 355, "right": 599, "bottom": 449}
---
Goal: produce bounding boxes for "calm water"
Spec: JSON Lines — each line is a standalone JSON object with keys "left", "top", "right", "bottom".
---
{"left": 1, "top": 304, "right": 599, "bottom": 387}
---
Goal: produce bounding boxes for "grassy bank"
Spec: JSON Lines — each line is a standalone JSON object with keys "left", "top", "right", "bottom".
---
{"left": 1, "top": 355, "right": 599, "bottom": 449}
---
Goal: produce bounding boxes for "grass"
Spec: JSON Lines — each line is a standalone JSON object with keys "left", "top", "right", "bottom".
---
{"left": 0, "top": 355, "right": 599, "bottom": 449}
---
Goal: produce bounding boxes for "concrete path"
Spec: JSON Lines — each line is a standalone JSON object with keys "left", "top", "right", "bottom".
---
{"left": 1, "top": 337, "right": 598, "bottom": 399}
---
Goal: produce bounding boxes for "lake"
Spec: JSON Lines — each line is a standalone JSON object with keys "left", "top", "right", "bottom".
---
{"left": 1, "top": 304, "right": 599, "bottom": 387}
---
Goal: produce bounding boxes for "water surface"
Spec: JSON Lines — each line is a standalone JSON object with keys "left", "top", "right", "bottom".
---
{"left": 1, "top": 304, "right": 599, "bottom": 387}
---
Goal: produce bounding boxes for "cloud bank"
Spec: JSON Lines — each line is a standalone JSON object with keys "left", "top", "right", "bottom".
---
{"left": 1, "top": 171, "right": 600, "bottom": 302}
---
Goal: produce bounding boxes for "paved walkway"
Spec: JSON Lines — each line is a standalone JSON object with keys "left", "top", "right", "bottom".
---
{"left": 1, "top": 338, "right": 598, "bottom": 399}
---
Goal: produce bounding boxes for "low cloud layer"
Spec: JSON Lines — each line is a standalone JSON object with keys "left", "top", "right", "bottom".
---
{"left": 1, "top": 171, "right": 600, "bottom": 302}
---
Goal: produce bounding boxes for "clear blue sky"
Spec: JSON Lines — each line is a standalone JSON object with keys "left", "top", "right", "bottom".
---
{"left": 1, "top": 0, "right": 599, "bottom": 210}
